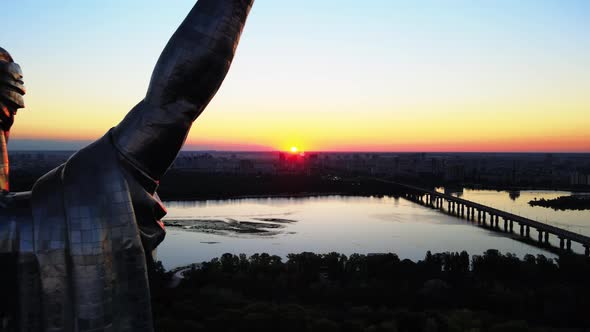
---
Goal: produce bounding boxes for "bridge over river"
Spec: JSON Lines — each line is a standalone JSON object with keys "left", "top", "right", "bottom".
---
{"left": 373, "top": 179, "right": 590, "bottom": 256}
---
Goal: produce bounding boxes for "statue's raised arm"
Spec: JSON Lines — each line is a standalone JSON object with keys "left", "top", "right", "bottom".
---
{"left": 0, "top": 1, "right": 255, "bottom": 330}
{"left": 113, "top": 0, "right": 254, "bottom": 179}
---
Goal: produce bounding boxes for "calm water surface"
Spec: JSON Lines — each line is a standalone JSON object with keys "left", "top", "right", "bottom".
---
{"left": 156, "top": 191, "right": 586, "bottom": 269}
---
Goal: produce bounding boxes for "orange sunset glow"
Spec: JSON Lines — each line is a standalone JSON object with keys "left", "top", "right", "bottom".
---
{"left": 4, "top": 1, "right": 590, "bottom": 152}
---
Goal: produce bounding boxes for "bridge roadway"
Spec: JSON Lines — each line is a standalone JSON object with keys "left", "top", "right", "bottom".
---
{"left": 372, "top": 179, "right": 590, "bottom": 256}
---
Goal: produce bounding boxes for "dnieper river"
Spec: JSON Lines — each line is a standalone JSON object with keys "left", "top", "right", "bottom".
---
{"left": 157, "top": 190, "right": 588, "bottom": 269}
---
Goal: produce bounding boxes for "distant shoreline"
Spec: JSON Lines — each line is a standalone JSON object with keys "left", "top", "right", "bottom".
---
{"left": 160, "top": 188, "right": 590, "bottom": 203}
{"left": 462, "top": 184, "right": 590, "bottom": 193}
{"left": 162, "top": 192, "right": 381, "bottom": 202}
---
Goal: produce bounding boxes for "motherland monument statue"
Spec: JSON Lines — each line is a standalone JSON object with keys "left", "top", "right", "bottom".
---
{"left": 0, "top": 0, "right": 254, "bottom": 330}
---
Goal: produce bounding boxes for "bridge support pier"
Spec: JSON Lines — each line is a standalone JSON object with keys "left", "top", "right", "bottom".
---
{"left": 544, "top": 232, "right": 549, "bottom": 244}
{"left": 503, "top": 218, "right": 508, "bottom": 232}
{"left": 520, "top": 224, "right": 524, "bottom": 236}
{"left": 509, "top": 220, "right": 514, "bottom": 233}
{"left": 567, "top": 239, "right": 572, "bottom": 251}
{"left": 538, "top": 230, "right": 543, "bottom": 243}
{"left": 560, "top": 237, "right": 565, "bottom": 249}
{"left": 526, "top": 226, "right": 530, "bottom": 237}
{"left": 585, "top": 246, "right": 589, "bottom": 257}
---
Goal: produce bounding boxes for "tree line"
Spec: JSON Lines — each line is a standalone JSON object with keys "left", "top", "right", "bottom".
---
{"left": 150, "top": 250, "right": 590, "bottom": 331}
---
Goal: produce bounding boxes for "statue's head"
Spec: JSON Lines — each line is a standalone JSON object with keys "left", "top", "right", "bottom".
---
{"left": 0, "top": 47, "right": 26, "bottom": 131}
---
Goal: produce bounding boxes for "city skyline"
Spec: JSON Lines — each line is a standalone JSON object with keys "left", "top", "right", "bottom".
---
{"left": 3, "top": 0, "right": 590, "bottom": 152}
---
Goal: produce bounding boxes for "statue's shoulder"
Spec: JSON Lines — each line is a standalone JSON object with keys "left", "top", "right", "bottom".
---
{"left": 65, "top": 129, "right": 157, "bottom": 190}
{"left": 68, "top": 130, "right": 114, "bottom": 162}
{"left": 63, "top": 130, "right": 120, "bottom": 176}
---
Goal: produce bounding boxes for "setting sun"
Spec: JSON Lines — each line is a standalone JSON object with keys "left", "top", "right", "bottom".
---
{"left": 290, "top": 146, "right": 298, "bottom": 153}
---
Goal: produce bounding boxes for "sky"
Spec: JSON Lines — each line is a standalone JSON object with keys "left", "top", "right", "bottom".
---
{"left": 1, "top": 0, "right": 589, "bottom": 152}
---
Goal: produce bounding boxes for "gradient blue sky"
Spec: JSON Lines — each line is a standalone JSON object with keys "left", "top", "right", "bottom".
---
{"left": 2, "top": 0, "right": 589, "bottom": 151}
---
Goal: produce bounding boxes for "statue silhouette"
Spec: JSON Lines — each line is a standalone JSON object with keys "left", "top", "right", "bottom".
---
{"left": 0, "top": 0, "right": 254, "bottom": 330}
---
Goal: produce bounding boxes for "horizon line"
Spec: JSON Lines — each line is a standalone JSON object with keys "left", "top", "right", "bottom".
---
{"left": 8, "top": 149, "right": 590, "bottom": 154}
